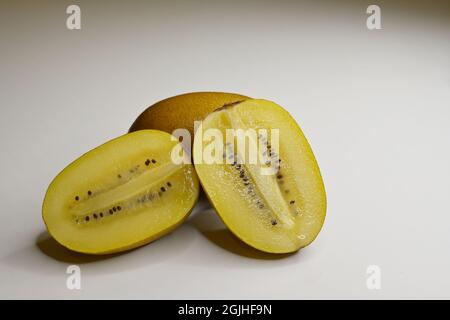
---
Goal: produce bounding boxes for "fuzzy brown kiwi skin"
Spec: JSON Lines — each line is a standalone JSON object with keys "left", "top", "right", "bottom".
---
{"left": 129, "top": 92, "right": 249, "bottom": 137}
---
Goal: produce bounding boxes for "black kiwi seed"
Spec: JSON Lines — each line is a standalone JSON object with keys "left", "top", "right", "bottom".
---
{"left": 271, "top": 219, "right": 278, "bottom": 226}
{"left": 109, "top": 209, "right": 113, "bottom": 215}
{"left": 167, "top": 182, "right": 172, "bottom": 187}
{"left": 117, "top": 206, "right": 121, "bottom": 211}
{"left": 85, "top": 216, "right": 90, "bottom": 222}
{"left": 290, "top": 200, "right": 295, "bottom": 204}
{"left": 75, "top": 196, "right": 79, "bottom": 201}
{"left": 93, "top": 213, "right": 98, "bottom": 219}
{"left": 99, "top": 213, "right": 103, "bottom": 218}
{"left": 118, "top": 174, "right": 122, "bottom": 179}
{"left": 151, "top": 159, "right": 156, "bottom": 164}
{"left": 113, "top": 207, "right": 117, "bottom": 212}
{"left": 88, "top": 190, "right": 92, "bottom": 196}
{"left": 277, "top": 174, "right": 283, "bottom": 179}
{"left": 145, "top": 159, "right": 150, "bottom": 166}
{"left": 161, "top": 187, "right": 166, "bottom": 192}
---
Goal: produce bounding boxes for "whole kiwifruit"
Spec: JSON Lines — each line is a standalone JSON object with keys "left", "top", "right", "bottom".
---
{"left": 129, "top": 92, "right": 249, "bottom": 137}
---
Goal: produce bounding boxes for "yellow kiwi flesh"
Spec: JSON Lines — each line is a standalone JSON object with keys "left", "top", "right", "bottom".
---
{"left": 129, "top": 92, "right": 249, "bottom": 137}
{"left": 42, "top": 130, "right": 199, "bottom": 254}
{"left": 193, "top": 99, "right": 326, "bottom": 253}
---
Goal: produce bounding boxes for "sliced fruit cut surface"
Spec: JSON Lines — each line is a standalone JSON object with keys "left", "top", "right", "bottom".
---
{"left": 193, "top": 99, "right": 326, "bottom": 253}
{"left": 43, "top": 130, "right": 199, "bottom": 254}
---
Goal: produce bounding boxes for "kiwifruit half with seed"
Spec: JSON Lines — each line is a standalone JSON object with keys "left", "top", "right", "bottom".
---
{"left": 193, "top": 99, "right": 326, "bottom": 253}
{"left": 42, "top": 130, "right": 199, "bottom": 254}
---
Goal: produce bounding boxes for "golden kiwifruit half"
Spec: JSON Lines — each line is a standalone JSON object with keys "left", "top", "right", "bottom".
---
{"left": 129, "top": 92, "right": 249, "bottom": 137}
{"left": 42, "top": 130, "right": 199, "bottom": 254}
{"left": 193, "top": 99, "right": 326, "bottom": 253}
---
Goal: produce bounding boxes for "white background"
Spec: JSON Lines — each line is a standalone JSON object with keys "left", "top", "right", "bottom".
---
{"left": 0, "top": 0, "right": 449, "bottom": 299}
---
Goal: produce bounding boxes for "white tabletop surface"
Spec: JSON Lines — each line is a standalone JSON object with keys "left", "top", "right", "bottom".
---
{"left": 0, "top": 0, "right": 449, "bottom": 299}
